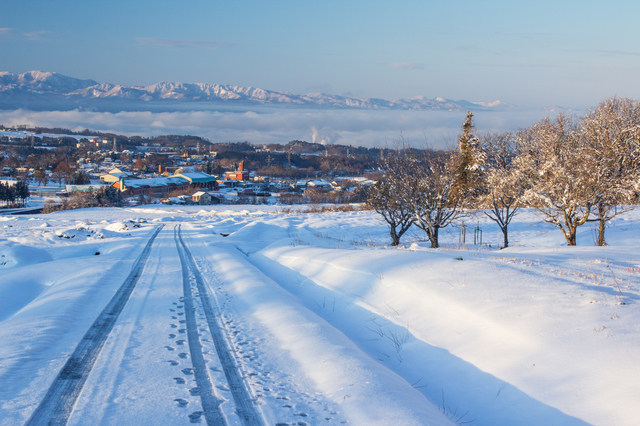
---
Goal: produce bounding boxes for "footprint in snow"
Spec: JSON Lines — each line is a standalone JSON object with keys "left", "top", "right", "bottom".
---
{"left": 189, "top": 387, "right": 201, "bottom": 396}
{"left": 167, "top": 360, "right": 179, "bottom": 366}
{"left": 173, "top": 377, "right": 186, "bottom": 384}
{"left": 169, "top": 334, "right": 176, "bottom": 338}
{"left": 174, "top": 398, "right": 188, "bottom": 407}
{"left": 188, "top": 411, "right": 203, "bottom": 423}
{"left": 165, "top": 346, "right": 175, "bottom": 351}
{"left": 181, "top": 368, "right": 194, "bottom": 375}
{"left": 178, "top": 353, "right": 189, "bottom": 359}
{"left": 176, "top": 340, "right": 186, "bottom": 346}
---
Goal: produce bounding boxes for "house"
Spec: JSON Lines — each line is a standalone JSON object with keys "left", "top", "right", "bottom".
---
{"left": 100, "top": 167, "right": 134, "bottom": 183}
{"left": 192, "top": 191, "right": 212, "bottom": 204}
{"left": 306, "top": 179, "right": 332, "bottom": 190}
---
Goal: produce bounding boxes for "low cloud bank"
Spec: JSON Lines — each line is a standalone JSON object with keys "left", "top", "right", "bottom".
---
{"left": 0, "top": 108, "right": 555, "bottom": 148}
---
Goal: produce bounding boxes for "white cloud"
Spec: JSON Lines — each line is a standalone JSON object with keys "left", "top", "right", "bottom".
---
{"left": 22, "top": 30, "right": 51, "bottom": 41}
{"left": 0, "top": 28, "right": 51, "bottom": 40}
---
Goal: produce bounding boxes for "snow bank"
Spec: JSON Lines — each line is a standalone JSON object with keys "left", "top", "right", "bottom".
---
{"left": 191, "top": 237, "right": 453, "bottom": 425}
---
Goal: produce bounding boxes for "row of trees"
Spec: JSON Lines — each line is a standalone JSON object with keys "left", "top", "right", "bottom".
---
{"left": 42, "top": 186, "right": 123, "bottom": 213}
{"left": 369, "top": 97, "right": 640, "bottom": 248}
{"left": 0, "top": 180, "right": 29, "bottom": 207}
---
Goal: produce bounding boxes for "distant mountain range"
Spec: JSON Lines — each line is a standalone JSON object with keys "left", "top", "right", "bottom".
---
{"left": 0, "top": 70, "right": 521, "bottom": 112}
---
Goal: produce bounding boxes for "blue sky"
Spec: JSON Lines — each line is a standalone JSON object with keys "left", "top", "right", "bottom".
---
{"left": 2, "top": 0, "right": 640, "bottom": 109}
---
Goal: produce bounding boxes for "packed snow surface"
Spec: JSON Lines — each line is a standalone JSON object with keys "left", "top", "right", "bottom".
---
{"left": 1, "top": 204, "right": 639, "bottom": 425}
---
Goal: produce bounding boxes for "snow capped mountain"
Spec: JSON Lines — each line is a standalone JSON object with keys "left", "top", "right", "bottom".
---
{"left": 0, "top": 71, "right": 97, "bottom": 93}
{"left": 0, "top": 70, "right": 515, "bottom": 111}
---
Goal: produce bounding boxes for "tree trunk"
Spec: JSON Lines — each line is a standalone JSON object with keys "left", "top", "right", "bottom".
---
{"left": 596, "top": 204, "right": 607, "bottom": 246}
{"left": 502, "top": 227, "right": 509, "bottom": 248}
{"left": 430, "top": 226, "right": 439, "bottom": 248}
{"left": 597, "top": 218, "right": 606, "bottom": 246}
{"left": 390, "top": 228, "right": 400, "bottom": 246}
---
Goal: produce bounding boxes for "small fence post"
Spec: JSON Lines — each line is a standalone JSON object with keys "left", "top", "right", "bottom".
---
{"left": 474, "top": 222, "right": 482, "bottom": 245}
{"left": 459, "top": 224, "right": 466, "bottom": 245}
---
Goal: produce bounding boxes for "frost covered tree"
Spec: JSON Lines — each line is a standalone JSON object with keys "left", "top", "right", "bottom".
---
{"left": 579, "top": 97, "right": 640, "bottom": 245}
{"left": 367, "top": 155, "right": 415, "bottom": 246}
{"left": 515, "top": 113, "right": 599, "bottom": 246}
{"left": 480, "top": 131, "right": 522, "bottom": 248}
{"left": 400, "top": 151, "right": 465, "bottom": 248}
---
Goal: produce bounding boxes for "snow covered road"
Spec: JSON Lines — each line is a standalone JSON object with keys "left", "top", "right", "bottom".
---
{"left": 1, "top": 212, "right": 452, "bottom": 425}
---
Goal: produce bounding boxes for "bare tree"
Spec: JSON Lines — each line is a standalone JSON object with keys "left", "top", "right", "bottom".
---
{"left": 400, "top": 151, "right": 464, "bottom": 248}
{"left": 480, "top": 131, "right": 522, "bottom": 248}
{"left": 391, "top": 115, "right": 485, "bottom": 249}
{"left": 34, "top": 168, "right": 49, "bottom": 187}
{"left": 367, "top": 154, "right": 415, "bottom": 246}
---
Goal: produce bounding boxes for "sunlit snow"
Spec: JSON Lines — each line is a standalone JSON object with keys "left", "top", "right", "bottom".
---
{"left": 1, "top": 205, "right": 638, "bottom": 425}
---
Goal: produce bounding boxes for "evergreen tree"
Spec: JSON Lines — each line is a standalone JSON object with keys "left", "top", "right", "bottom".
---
{"left": 454, "top": 112, "right": 485, "bottom": 197}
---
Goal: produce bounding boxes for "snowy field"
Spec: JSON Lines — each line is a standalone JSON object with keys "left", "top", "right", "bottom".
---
{"left": 1, "top": 204, "right": 639, "bottom": 425}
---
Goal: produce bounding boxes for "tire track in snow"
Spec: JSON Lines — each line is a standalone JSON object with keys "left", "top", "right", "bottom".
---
{"left": 176, "top": 225, "right": 264, "bottom": 426}
{"left": 174, "top": 225, "right": 227, "bottom": 425}
{"left": 25, "top": 225, "right": 164, "bottom": 426}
